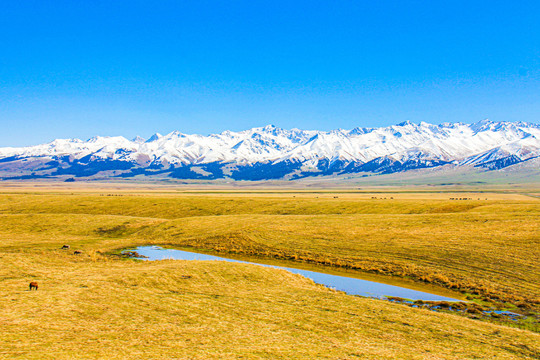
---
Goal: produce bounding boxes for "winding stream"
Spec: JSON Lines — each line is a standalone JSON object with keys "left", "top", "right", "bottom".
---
{"left": 130, "top": 246, "right": 461, "bottom": 302}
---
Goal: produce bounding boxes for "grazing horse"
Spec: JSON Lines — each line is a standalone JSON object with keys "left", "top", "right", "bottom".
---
{"left": 29, "top": 282, "right": 38, "bottom": 291}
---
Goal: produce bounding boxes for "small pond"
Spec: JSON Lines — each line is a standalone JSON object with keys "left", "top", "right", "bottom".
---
{"left": 129, "top": 246, "right": 461, "bottom": 302}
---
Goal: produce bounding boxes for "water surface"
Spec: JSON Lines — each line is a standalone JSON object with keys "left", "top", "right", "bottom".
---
{"left": 132, "top": 246, "right": 460, "bottom": 302}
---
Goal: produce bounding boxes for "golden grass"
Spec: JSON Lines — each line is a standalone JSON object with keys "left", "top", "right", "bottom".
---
{"left": 0, "top": 189, "right": 539, "bottom": 358}
{"left": 1, "top": 251, "right": 539, "bottom": 359}
{"left": 1, "top": 192, "right": 538, "bottom": 308}
{"left": 135, "top": 210, "right": 539, "bottom": 306}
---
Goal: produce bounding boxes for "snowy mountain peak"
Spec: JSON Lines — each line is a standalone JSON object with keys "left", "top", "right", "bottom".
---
{"left": 397, "top": 120, "right": 414, "bottom": 127}
{"left": 146, "top": 133, "right": 163, "bottom": 142}
{"left": 132, "top": 136, "right": 146, "bottom": 144}
{"left": 0, "top": 120, "right": 539, "bottom": 181}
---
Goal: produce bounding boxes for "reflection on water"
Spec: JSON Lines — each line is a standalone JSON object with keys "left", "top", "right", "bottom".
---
{"left": 131, "top": 246, "right": 460, "bottom": 302}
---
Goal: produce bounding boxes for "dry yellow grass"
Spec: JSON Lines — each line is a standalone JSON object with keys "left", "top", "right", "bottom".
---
{"left": 1, "top": 251, "right": 539, "bottom": 359}
{"left": 0, "top": 188, "right": 539, "bottom": 358}
{"left": 1, "top": 191, "right": 537, "bottom": 308}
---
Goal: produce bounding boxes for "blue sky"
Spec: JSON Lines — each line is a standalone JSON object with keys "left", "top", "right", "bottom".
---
{"left": 1, "top": 1, "right": 539, "bottom": 146}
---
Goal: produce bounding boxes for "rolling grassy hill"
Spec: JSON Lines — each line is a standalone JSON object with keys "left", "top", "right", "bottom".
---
{"left": 0, "top": 187, "right": 538, "bottom": 358}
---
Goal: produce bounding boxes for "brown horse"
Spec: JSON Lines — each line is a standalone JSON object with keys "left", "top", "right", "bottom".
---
{"left": 29, "top": 282, "right": 38, "bottom": 291}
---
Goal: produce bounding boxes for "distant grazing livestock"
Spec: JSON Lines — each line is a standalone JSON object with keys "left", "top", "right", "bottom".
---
{"left": 29, "top": 282, "right": 38, "bottom": 291}
{"left": 61, "top": 245, "right": 70, "bottom": 250}
{"left": 74, "top": 250, "right": 82, "bottom": 255}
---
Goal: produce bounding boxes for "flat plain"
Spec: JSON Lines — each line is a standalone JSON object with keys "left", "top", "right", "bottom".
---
{"left": 0, "top": 183, "right": 539, "bottom": 359}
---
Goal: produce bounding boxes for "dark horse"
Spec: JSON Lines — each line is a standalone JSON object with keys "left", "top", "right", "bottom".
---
{"left": 29, "top": 282, "right": 38, "bottom": 291}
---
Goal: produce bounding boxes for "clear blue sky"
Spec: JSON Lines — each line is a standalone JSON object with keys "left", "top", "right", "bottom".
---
{"left": 1, "top": 0, "right": 539, "bottom": 146}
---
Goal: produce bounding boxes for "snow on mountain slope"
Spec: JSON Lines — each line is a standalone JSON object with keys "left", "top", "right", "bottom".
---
{"left": 0, "top": 120, "right": 539, "bottom": 180}
{"left": 0, "top": 136, "right": 137, "bottom": 159}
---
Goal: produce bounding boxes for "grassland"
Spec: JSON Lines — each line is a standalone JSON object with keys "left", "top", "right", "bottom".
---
{"left": 0, "top": 186, "right": 539, "bottom": 359}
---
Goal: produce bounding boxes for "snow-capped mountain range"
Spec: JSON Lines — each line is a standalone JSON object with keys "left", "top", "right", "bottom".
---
{"left": 1, "top": 120, "right": 539, "bottom": 181}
